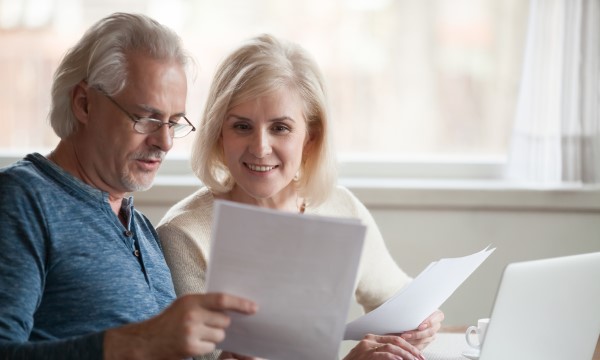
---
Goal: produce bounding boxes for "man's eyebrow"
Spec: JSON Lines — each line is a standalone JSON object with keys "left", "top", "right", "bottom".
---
{"left": 138, "top": 104, "right": 186, "bottom": 118}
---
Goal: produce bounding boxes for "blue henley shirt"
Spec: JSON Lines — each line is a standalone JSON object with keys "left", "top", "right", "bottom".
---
{"left": 0, "top": 153, "right": 176, "bottom": 359}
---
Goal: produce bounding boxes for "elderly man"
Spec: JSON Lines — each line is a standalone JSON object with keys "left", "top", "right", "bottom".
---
{"left": 0, "top": 13, "right": 255, "bottom": 360}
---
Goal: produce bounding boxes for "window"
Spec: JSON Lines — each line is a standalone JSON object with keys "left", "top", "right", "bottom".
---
{"left": 0, "top": 0, "right": 528, "bottom": 177}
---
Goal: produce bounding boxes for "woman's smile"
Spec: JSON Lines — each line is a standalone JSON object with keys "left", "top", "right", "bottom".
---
{"left": 244, "top": 163, "right": 278, "bottom": 172}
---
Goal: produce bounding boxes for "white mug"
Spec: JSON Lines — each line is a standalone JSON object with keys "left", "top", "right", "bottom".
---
{"left": 465, "top": 318, "right": 490, "bottom": 349}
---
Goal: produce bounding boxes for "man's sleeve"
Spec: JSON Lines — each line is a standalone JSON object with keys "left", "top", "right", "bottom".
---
{"left": 0, "top": 333, "right": 104, "bottom": 360}
{"left": 0, "top": 171, "right": 104, "bottom": 360}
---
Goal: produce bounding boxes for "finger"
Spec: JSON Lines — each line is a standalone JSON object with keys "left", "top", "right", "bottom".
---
{"left": 202, "top": 311, "right": 232, "bottom": 329}
{"left": 363, "top": 334, "right": 424, "bottom": 359}
{"left": 374, "top": 344, "right": 425, "bottom": 360}
{"left": 402, "top": 310, "right": 444, "bottom": 341}
{"left": 432, "top": 309, "right": 445, "bottom": 320}
{"left": 418, "top": 309, "right": 445, "bottom": 330}
{"left": 351, "top": 338, "right": 395, "bottom": 358}
{"left": 356, "top": 336, "right": 382, "bottom": 349}
{"left": 403, "top": 325, "right": 436, "bottom": 340}
{"left": 197, "top": 326, "right": 226, "bottom": 344}
{"left": 371, "top": 340, "right": 425, "bottom": 360}
{"left": 364, "top": 333, "right": 397, "bottom": 342}
{"left": 192, "top": 339, "right": 218, "bottom": 357}
{"left": 199, "top": 293, "right": 258, "bottom": 314}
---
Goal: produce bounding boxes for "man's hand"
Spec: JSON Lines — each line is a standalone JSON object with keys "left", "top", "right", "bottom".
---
{"left": 103, "top": 293, "right": 257, "bottom": 360}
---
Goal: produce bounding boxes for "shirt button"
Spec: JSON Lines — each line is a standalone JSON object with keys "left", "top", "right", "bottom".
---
{"left": 133, "top": 249, "right": 140, "bottom": 257}
{"left": 124, "top": 230, "right": 132, "bottom": 237}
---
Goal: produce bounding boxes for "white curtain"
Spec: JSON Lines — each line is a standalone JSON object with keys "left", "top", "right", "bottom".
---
{"left": 506, "top": 0, "right": 600, "bottom": 185}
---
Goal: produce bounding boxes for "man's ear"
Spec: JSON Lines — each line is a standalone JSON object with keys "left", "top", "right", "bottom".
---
{"left": 71, "top": 81, "right": 90, "bottom": 124}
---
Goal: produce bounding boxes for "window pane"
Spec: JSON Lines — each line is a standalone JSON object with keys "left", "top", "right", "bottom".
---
{"left": 0, "top": 0, "right": 528, "bottom": 157}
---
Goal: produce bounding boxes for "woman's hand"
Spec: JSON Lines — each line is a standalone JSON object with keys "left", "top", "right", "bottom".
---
{"left": 399, "top": 309, "right": 445, "bottom": 349}
{"left": 343, "top": 334, "right": 425, "bottom": 360}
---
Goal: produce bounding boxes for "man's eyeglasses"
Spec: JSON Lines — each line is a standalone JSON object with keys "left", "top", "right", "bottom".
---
{"left": 95, "top": 87, "right": 195, "bottom": 138}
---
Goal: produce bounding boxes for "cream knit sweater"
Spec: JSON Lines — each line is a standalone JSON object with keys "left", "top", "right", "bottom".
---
{"left": 157, "top": 185, "right": 411, "bottom": 359}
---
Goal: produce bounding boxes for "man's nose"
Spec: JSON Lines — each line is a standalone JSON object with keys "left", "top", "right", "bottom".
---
{"left": 147, "top": 123, "right": 173, "bottom": 152}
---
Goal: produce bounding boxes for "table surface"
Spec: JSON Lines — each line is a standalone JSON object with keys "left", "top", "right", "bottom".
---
{"left": 431, "top": 327, "right": 600, "bottom": 360}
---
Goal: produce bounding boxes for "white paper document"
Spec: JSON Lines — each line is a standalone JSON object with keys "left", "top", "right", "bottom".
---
{"left": 205, "top": 200, "right": 366, "bottom": 360}
{"left": 344, "top": 246, "right": 495, "bottom": 340}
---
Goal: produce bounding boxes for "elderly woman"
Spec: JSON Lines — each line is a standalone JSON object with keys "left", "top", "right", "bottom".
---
{"left": 157, "top": 34, "right": 443, "bottom": 360}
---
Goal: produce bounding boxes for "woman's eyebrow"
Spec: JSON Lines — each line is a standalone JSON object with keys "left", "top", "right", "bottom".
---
{"left": 227, "top": 114, "right": 296, "bottom": 122}
{"left": 269, "top": 116, "right": 296, "bottom": 123}
{"left": 226, "top": 114, "right": 251, "bottom": 121}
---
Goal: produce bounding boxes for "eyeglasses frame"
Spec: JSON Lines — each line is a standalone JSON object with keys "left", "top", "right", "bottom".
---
{"left": 93, "top": 87, "right": 196, "bottom": 138}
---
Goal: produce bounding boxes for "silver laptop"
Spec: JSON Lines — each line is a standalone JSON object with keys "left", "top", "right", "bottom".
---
{"left": 479, "top": 251, "right": 600, "bottom": 360}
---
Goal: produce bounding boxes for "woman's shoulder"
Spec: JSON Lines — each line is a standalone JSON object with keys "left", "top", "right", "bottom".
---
{"left": 313, "top": 185, "right": 364, "bottom": 217}
{"left": 157, "top": 186, "right": 215, "bottom": 228}
{"left": 328, "top": 184, "right": 363, "bottom": 204}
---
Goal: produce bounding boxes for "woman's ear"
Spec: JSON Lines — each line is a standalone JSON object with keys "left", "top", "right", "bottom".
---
{"left": 303, "top": 126, "right": 318, "bottom": 157}
{"left": 71, "top": 81, "right": 90, "bottom": 124}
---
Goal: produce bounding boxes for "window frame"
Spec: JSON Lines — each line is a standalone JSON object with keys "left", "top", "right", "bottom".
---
{"left": 2, "top": 151, "right": 599, "bottom": 213}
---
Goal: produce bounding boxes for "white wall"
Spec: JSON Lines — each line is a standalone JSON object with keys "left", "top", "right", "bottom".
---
{"left": 370, "top": 207, "right": 600, "bottom": 320}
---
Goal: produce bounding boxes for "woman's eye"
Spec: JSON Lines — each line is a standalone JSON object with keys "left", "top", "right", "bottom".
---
{"left": 233, "top": 123, "right": 251, "bottom": 131}
{"left": 272, "top": 124, "right": 291, "bottom": 133}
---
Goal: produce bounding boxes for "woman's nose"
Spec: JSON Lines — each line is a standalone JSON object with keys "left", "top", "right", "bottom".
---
{"left": 249, "top": 130, "right": 272, "bottom": 158}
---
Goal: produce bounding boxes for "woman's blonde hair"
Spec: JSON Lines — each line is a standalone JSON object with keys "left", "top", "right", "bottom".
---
{"left": 191, "top": 34, "right": 336, "bottom": 206}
